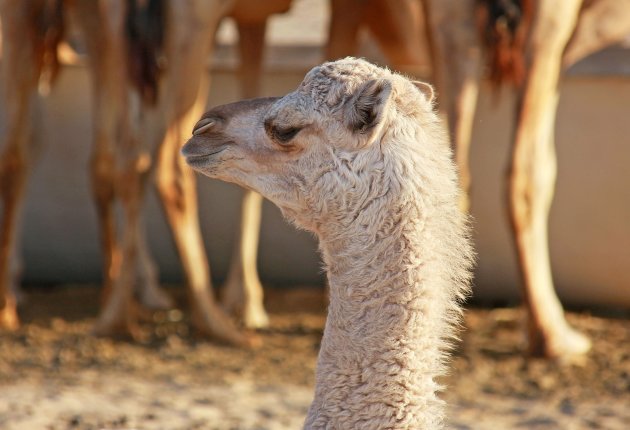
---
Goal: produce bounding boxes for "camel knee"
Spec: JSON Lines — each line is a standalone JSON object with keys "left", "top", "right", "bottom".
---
{"left": 155, "top": 161, "right": 187, "bottom": 214}
{"left": 508, "top": 158, "right": 556, "bottom": 233}
{"left": 155, "top": 172, "right": 180, "bottom": 212}
{"left": 116, "top": 151, "right": 152, "bottom": 207}
{"left": 508, "top": 175, "right": 532, "bottom": 232}
{"left": 90, "top": 150, "right": 116, "bottom": 208}
{"left": 508, "top": 162, "right": 539, "bottom": 234}
{"left": 531, "top": 0, "right": 583, "bottom": 49}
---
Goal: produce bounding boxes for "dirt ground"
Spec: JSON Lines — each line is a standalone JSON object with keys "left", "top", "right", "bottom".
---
{"left": 1, "top": 285, "right": 629, "bottom": 430}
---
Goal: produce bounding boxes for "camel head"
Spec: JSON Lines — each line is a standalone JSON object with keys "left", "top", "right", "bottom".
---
{"left": 182, "top": 57, "right": 436, "bottom": 232}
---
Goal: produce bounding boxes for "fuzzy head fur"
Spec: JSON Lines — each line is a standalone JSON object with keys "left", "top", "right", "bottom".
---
{"left": 184, "top": 58, "right": 439, "bottom": 234}
{"left": 183, "top": 57, "right": 474, "bottom": 429}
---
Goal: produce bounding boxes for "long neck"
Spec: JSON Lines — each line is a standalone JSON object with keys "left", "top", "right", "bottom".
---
{"left": 304, "top": 195, "right": 460, "bottom": 429}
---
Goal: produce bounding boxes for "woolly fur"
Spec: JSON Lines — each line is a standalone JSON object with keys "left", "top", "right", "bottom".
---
{"left": 183, "top": 58, "right": 474, "bottom": 429}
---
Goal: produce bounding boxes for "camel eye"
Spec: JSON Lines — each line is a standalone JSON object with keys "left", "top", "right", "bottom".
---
{"left": 271, "top": 125, "right": 301, "bottom": 144}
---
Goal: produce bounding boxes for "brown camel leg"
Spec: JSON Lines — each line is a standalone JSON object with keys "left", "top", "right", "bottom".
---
{"left": 508, "top": 0, "right": 590, "bottom": 358}
{"left": 71, "top": 0, "right": 141, "bottom": 337}
{"left": 326, "top": 0, "right": 365, "bottom": 60}
{"left": 8, "top": 234, "right": 24, "bottom": 303}
{"left": 90, "top": 139, "right": 122, "bottom": 307}
{"left": 221, "top": 189, "right": 268, "bottom": 328}
{"left": 94, "top": 152, "right": 145, "bottom": 338}
{"left": 155, "top": 0, "right": 251, "bottom": 346}
{"left": 70, "top": 0, "right": 121, "bottom": 310}
{"left": 423, "top": 0, "right": 482, "bottom": 213}
{"left": 135, "top": 216, "right": 174, "bottom": 310}
{"left": 157, "top": 103, "right": 250, "bottom": 345}
{"left": 219, "top": 18, "right": 269, "bottom": 329}
{"left": 562, "top": 0, "right": 630, "bottom": 68}
{"left": 364, "top": 0, "right": 430, "bottom": 76}
{"left": 0, "top": 1, "right": 45, "bottom": 329}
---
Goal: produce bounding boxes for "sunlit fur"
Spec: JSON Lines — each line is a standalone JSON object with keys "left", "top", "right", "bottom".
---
{"left": 183, "top": 57, "right": 474, "bottom": 429}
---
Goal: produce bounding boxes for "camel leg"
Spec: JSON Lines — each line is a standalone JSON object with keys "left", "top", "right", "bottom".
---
{"left": 328, "top": 0, "right": 430, "bottom": 76}
{"left": 69, "top": 0, "right": 121, "bottom": 309}
{"left": 155, "top": 0, "right": 251, "bottom": 346}
{"left": 423, "top": 0, "right": 482, "bottom": 213}
{"left": 234, "top": 19, "right": 266, "bottom": 99}
{"left": 94, "top": 151, "right": 145, "bottom": 338}
{"left": 221, "top": 189, "right": 268, "bottom": 328}
{"left": 71, "top": 2, "right": 171, "bottom": 314}
{"left": 130, "top": 119, "right": 175, "bottom": 311}
{"left": 93, "top": 123, "right": 155, "bottom": 336}
{"left": 0, "top": 140, "right": 28, "bottom": 330}
{"left": 156, "top": 100, "right": 251, "bottom": 345}
{"left": 219, "top": 18, "right": 269, "bottom": 329}
{"left": 71, "top": 0, "right": 142, "bottom": 337}
{"left": 508, "top": 0, "right": 590, "bottom": 358}
{"left": 562, "top": 0, "right": 630, "bottom": 68}
{"left": 90, "top": 135, "right": 121, "bottom": 308}
{"left": 0, "top": 1, "right": 44, "bottom": 329}
{"left": 326, "top": 0, "right": 365, "bottom": 60}
{"left": 8, "top": 213, "right": 27, "bottom": 305}
{"left": 135, "top": 216, "right": 174, "bottom": 310}
{"left": 8, "top": 234, "right": 24, "bottom": 303}
{"left": 363, "top": 0, "right": 431, "bottom": 76}
{"left": 0, "top": 141, "right": 23, "bottom": 330}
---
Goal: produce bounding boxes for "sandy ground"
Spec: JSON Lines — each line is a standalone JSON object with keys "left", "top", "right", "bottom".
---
{"left": 1, "top": 286, "right": 629, "bottom": 430}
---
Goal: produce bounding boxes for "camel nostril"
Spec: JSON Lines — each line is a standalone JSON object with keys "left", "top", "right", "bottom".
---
{"left": 193, "top": 118, "right": 216, "bottom": 136}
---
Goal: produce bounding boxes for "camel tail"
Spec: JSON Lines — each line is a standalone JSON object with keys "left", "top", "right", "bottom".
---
{"left": 125, "top": 0, "right": 166, "bottom": 106}
{"left": 477, "top": 0, "right": 533, "bottom": 87}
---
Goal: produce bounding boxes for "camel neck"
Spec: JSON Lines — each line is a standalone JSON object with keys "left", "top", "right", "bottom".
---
{"left": 305, "top": 209, "right": 451, "bottom": 429}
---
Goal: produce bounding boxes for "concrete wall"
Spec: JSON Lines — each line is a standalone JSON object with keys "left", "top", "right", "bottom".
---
{"left": 9, "top": 58, "right": 630, "bottom": 308}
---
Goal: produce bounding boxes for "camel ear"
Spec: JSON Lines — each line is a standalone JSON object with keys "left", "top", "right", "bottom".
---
{"left": 412, "top": 80, "right": 435, "bottom": 104}
{"left": 345, "top": 78, "right": 392, "bottom": 138}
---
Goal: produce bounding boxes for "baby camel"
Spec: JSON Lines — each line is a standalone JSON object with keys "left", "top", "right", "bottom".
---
{"left": 183, "top": 58, "right": 473, "bottom": 428}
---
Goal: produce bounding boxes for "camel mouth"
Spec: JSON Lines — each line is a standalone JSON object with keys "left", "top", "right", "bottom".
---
{"left": 183, "top": 148, "right": 227, "bottom": 168}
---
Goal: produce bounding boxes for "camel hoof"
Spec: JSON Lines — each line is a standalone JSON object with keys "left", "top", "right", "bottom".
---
{"left": 554, "top": 328, "right": 592, "bottom": 358}
{"left": 221, "top": 281, "right": 270, "bottom": 329}
{"left": 92, "top": 319, "right": 143, "bottom": 341}
{"left": 137, "top": 285, "right": 174, "bottom": 311}
{"left": 242, "top": 305, "right": 270, "bottom": 330}
{"left": 0, "top": 295, "right": 20, "bottom": 330}
{"left": 538, "top": 326, "right": 592, "bottom": 360}
{"left": 243, "top": 332, "right": 263, "bottom": 349}
{"left": 221, "top": 300, "right": 271, "bottom": 330}
{"left": 191, "top": 311, "right": 259, "bottom": 348}
{"left": 0, "top": 307, "right": 20, "bottom": 331}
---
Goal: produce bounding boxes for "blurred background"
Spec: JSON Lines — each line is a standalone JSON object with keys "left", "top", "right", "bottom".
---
{"left": 13, "top": 0, "right": 630, "bottom": 307}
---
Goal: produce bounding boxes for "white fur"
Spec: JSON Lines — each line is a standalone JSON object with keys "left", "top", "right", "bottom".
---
{"left": 184, "top": 58, "right": 474, "bottom": 429}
